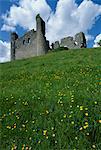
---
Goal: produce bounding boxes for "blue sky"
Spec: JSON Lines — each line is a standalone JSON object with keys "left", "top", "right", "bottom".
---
{"left": 0, "top": 0, "right": 101, "bottom": 62}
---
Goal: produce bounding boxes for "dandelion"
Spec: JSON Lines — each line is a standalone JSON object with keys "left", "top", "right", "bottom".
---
{"left": 22, "top": 124, "right": 25, "bottom": 128}
{"left": 63, "top": 114, "right": 66, "bottom": 118}
{"left": 22, "top": 144, "right": 25, "bottom": 150}
{"left": 69, "top": 115, "right": 72, "bottom": 118}
{"left": 94, "top": 101, "right": 97, "bottom": 104}
{"left": 92, "top": 145, "right": 96, "bottom": 148}
{"left": 83, "top": 124, "right": 88, "bottom": 129}
{"left": 51, "top": 127, "right": 54, "bottom": 130}
{"left": 29, "top": 137, "right": 32, "bottom": 140}
{"left": 75, "top": 137, "right": 78, "bottom": 140}
{"left": 80, "top": 106, "right": 83, "bottom": 111}
{"left": 7, "top": 125, "right": 11, "bottom": 129}
{"left": 85, "top": 122, "right": 88, "bottom": 125}
{"left": 32, "top": 121, "right": 35, "bottom": 124}
{"left": 24, "top": 101, "right": 28, "bottom": 106}
{"left": 33, "top": 129, "right": 35, "bottom": 132}
{"left": 71, "top": 121, "right": 74, "bottom": 125}
{"left": 26, "top": 145, "right": 29, "bottom": 150}
{"left": 86, "top": 133, "right": 89, "bottom": 136}
{"left": 46, "top": 136, "right": 48, "bottom": 139}
{"left": 85, "top": 113, "right": 88, "bottom": 116}
{"left": 79, "top": 127, "right": 83, "bottom": 131}
{"left": 46, "top": 110, "right": 49, "bottom": 114}
{"left": 61, "top": 103, "right": 63, "bottom": 106}
{"left": 38, "top": 140, "right": 41, "bottom": 144}
{"left": 13, "top": 123, "right": 16, "bottom": 129}
{"left": 43, "top": 130, "right": 47, "bottom": 136}
{"left": 52, "top": 134, "right": 55, "bottom": 137}
{"left": 85, "top": 108, "right": 88, "bottom": 110}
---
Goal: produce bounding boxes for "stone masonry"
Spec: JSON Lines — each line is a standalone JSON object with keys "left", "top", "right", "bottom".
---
{"left": 11, "top": 14, "right": 49, "bottom": 60}
{"left": 53, "top": 32, "right": 87, "bottom": 49}
{"left": 11, "top": 14, "right": 87, "bottom": 61}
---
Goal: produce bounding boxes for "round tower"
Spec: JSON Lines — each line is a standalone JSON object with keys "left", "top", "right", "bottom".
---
{"left": 11, "top": 32, "right": 18, "bottom": 60}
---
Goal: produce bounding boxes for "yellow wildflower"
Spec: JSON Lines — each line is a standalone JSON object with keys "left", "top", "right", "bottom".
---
{"left": 43, "top": 130, "right": 47, "bottom": 136}
{"left": 80, "top": 106, "right": 83, "bottom": 111}
{"left": 85, "top": 122, "right": 88, "bottom": 125}
{"left": 94, "top": 101, "right": 97, "bottom": 104}
{"left": 85, "top": 113, "right": 88, "bottom": 116}
{"left": 13, "top": 123, "right": 16, "bottom": 129}
{"left": 22, "top": 124, "right": 25, "bottom": 128}
{"left": 38, "top": 141, "right": 41, "bottom": 144}
{"left": 7, "top": 125, "right": 11, "bottom": 129}
{"left": 46, "top": 110, "right": 49, "bottom": 114}
{"left": 71, "top": 121, "right": 74, "bottom": 125}
{"left": 83, "top": 124, "right": 88, "bottom": 129}
{"left": 92, "top": 145, "right": 96, "bottom": 148}
{"left": 75, "top": 137, "right": 78, "bottom": 140}
{"left": 52, "top": 133, "right": 55, "bottom": 137}
{"left": 63, "top": 114, "right": 66, "bottom": 118}
{"left": 79, "top": 127, "right": 83, "bottom": 131}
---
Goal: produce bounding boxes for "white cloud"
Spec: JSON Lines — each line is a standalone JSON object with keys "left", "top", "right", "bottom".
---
{"left": 0, "top": 40, "right": 10, "bottom": 63}
{"left": 46, "top": 0, "right": 101, "bottom": 42}
{"left": 1, "top": 0, "right": 51, "bottom": 30}
{"left": 1, "top": 0, "right": 101, "bottom": 43}
{"left": 93, "top": 34, "right": 101, "bottom": 47}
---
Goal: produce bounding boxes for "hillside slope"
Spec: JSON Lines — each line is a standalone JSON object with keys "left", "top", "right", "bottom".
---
{"left": 0, "top": 48, "right": 101, "bottom": 150}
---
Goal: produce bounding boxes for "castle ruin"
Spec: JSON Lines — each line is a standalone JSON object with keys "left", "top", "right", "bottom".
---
{"left": 52, "top": 32, "right": 86, "bottom": 49}
{"left": 11, "top": 14, "right": 49, "bottom": 60}
{"left": 11, "top": 15, "right": 87, "bottom": 61}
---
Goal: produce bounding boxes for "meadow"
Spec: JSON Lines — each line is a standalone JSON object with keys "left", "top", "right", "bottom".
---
{"left": 0, "top": 48, "right": 101, "bottom": 150}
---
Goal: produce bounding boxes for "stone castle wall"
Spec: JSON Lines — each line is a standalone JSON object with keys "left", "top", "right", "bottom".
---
{"left": 53, "top": 32, "right": 87, "bottom": 50}
{"left": 11, "top": 15, "right": 87, "bottom": 61}
{"left": 11, "top": 14, "right": 49, "bottom": 60}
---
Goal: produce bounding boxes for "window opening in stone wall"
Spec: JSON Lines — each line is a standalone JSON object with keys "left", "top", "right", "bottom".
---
{"left": 28, "top": 38, "right": 30, "bottom": 43}
{"left": 23, "top": 40, "right": 25, "bottom": 45}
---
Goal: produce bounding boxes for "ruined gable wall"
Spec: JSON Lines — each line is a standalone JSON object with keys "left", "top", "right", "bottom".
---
{"left": 60, "top": 36, "right": 78, "bottom": 49}
{"left": 15, "top": 29, "right": 37, "bottom": 59}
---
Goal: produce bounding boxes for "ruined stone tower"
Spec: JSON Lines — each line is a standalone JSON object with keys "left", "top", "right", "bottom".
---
{"left": 11, "top": 32, "right": 18, "bottom": 60}
{"left": 11, "top": 14, "right": 49, "bottom": 60}
{"left": 36, "top": 14, "right": 48, "bottom": 55}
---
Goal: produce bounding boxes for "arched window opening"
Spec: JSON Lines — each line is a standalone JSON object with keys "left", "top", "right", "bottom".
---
{"left": 28, "top": 38, "right": 31, "bottom": 43}
{"left": 23, "top": 40, "right": 25, "bottom": 45}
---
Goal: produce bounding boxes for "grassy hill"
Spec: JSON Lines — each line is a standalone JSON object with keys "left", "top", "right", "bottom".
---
{"left": 0, "top": 48, "right": 101, "bottom": 150}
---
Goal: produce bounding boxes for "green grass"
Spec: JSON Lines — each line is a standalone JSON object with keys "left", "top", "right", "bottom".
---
{"left": 0, "top": 48, "right": 101, "bottom": 150}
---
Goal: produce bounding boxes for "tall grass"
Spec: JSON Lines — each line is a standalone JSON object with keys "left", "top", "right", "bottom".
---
{"left": 0, "top": 48, "right": 101, "bottom": 149}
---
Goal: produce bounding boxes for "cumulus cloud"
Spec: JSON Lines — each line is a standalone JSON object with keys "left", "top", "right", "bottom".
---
{"left": 93, "top": 34, "right": 101, "bottom": 47}
{"left": 1, "top": 0, "right": 101, "bottom": 43}
{"left": 1, "top": 0, "right": 51, "bottom": 31}
{"left": 0, "top": 40, "right": 10, "bottom": 63}
{"left": 46, "top": 0, "right": 101, "bottom": 42}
